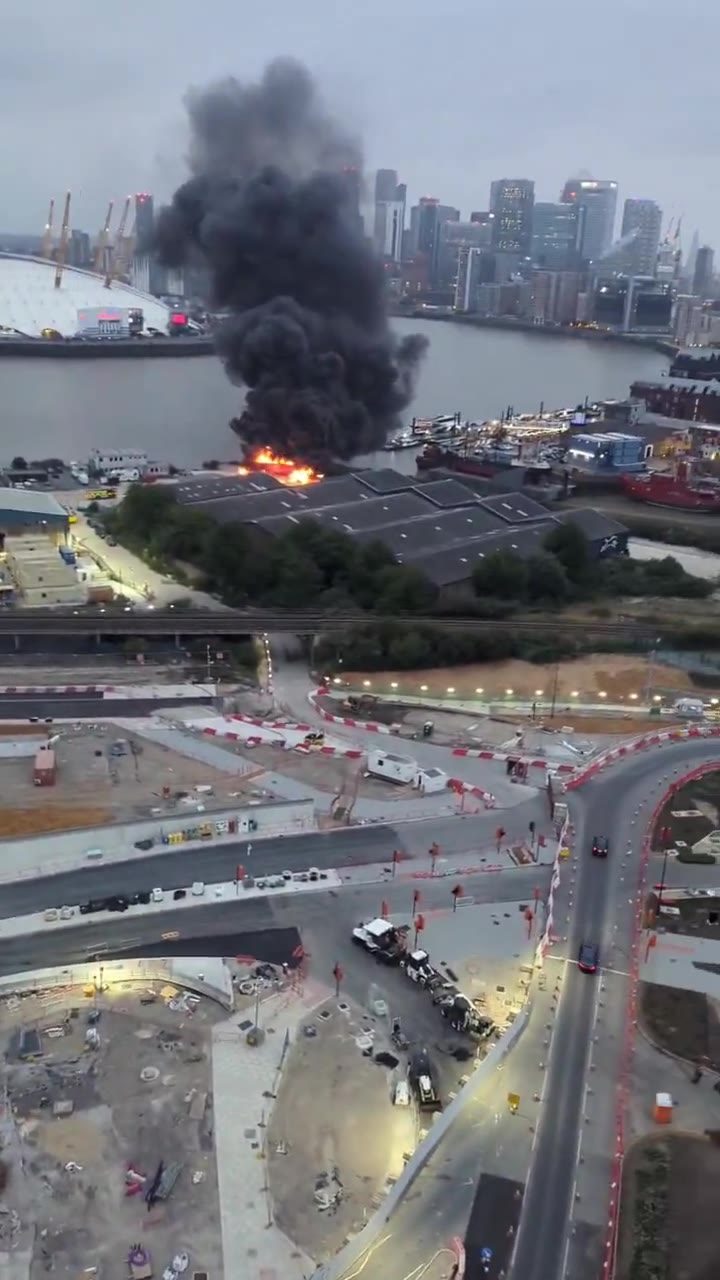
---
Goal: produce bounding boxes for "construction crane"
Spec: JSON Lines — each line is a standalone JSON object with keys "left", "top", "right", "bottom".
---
{"left": 53, "top": 191, "right": 71, "bottom": 290}
{"left": 41, "top": 198, "right": 55, "bottom": 262}
{"left": 105, "top": 195, "right": 131, "bottom": 287}
{"left": 93, "top": 201, "right": 114, "bottom": 273}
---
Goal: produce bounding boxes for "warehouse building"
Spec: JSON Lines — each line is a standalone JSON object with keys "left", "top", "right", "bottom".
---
{"left": 167, "top": 467, "right": 628, "bottom": 592}
{"left": 0, "top": 488, "right": 69, "bottom": 541}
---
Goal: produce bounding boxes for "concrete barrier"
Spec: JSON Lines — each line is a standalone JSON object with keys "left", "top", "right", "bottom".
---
{"left": 0, "top": 955, "right": 234, "bottom": 1008}
{"left": 311, "top": 1001, "right": 530, "bottom": 1280}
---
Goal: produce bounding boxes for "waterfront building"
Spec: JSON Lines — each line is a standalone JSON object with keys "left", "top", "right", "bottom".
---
{"left": 692, "top": 245, "right": 715, "bottom": 298}
{"left": 489, "top": 179, "right": 534, "bottom": 256}
{"left": 619, "top": 199, "right": 662, "bottom": 276}
{"left": 561, "top": 178, "right": 618, "bottom": 264}
{"left": 531, "top": 202, "right": 582, "bottom": 270}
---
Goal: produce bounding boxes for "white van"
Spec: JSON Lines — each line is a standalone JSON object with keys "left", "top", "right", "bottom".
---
{"left": 673, "top": 697, "right": 705, "bottom": 718}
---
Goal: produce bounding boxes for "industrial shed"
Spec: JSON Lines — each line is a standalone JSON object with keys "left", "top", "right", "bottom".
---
{"left": 0, "top": 488, "right": 69, "bottom": 540}
{"left": 173, "top": 465, "right": 628, "bottom": 592}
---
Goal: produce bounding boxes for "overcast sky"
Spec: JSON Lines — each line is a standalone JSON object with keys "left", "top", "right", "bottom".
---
{"left": 2, "top": 0, "right": 718, "bottom": 250}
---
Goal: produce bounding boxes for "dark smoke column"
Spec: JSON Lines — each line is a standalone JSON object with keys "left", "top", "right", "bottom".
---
{"left": 155, "top": 59, "right": 427, "bottom": 465}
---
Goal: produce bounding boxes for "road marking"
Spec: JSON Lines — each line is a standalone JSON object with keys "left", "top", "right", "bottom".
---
{"left": 561, "top": 1232, "right": 572, "bottom": 1277}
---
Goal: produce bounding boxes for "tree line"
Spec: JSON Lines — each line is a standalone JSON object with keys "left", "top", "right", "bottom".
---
{"left": 105, "top": 484, "right": 714, "bottom": 670}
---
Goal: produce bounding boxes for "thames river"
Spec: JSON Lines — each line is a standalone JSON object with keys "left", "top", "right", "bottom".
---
{"left": 1, "top": 319, "right": 668, "bottom": 469}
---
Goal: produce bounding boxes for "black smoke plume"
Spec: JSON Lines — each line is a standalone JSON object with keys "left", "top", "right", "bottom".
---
{"left": 155, "top": 59, "right": 427, "bottom": 464}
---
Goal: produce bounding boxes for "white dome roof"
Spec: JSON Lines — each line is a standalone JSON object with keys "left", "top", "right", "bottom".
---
{"left": 0, "top": 254, "right": 171, "bottom": 337}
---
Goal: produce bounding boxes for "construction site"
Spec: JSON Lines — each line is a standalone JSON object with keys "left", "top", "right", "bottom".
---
{"left": 0, "top": 723, "right": 273, "bottom": 838}
{"left": 0, "top": 980, "right": 224, "bottom": 1280}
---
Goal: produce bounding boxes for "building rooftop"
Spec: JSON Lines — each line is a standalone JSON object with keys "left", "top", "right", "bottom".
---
{"left": 173, "top": 473, "right": 283, "bottom": 504}
{"left": 402, "top": 507, "right": 627, "bottom": 587}
{"left": 0, "top": 487, "right": 69, "bottom": 521}
{"left": 255, "top": 490, "right": 434, "bottom": 538}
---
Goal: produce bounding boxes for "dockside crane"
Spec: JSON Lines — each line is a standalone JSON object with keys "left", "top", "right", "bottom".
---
{"left": 41, "top": 198, "right": 55, "bottom": 261}
{"left": 93, "top": 201, "right": 114, "bottom": 274}
{"left": 53, "top": 191, "right": 71, "bottom": 290}
{"left": 104, "top": 195, "right": 132, "bottom": 287}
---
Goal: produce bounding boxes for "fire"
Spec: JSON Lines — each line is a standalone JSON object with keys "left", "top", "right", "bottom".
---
{"left": 238, "top": 447, "right": 323, "bottom": 487}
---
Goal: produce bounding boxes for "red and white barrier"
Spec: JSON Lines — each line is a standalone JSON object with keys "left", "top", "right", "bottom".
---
{"left": 537, "top": 818, "right": 568, "bottom": 960}
{"left": 201, "top": 723, "right": 365, "bottom": 758}
{"left": 447, "top": 777, "right": 496, "bottom": 810}
{"left": 309, "top": 689, "right": 393, "bottom": 734}
{"left": 603, "top": 757, "right": 720, "bottom": 1278}
{"left": 566, "top": 724, "right": 720, "bottom": 790}
{"left": 452, "top": 745, "right": 576, "bottom": 773}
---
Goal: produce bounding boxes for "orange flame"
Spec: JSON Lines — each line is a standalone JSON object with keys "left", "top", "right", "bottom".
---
{"left": 238, "top": 446, "right": 323, "bottom": 486}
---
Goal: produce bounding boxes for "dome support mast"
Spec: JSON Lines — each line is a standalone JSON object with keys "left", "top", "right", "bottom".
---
{"left": 53, "top": 191, "right": 71, "bottom": 290}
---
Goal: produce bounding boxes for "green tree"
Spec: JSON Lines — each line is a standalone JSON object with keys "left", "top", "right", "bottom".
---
{"left": 387, "top": 629, "right": 432, "bottom": 669}
{"left": 472, "top": 550, "right": 529, "bottom": 600}
{"left": 524, "top": 554, "right": 569, "bottom": 602}
{"left": 543, "top": 522, "right": 590, "bottom": 581}
{"left": 373, "top": 565, "right": 438, "bottom": 614}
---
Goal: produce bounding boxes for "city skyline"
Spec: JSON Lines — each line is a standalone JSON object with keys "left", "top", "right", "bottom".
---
{"left": 0, "top": 0, "right": 716, "bottom": 245}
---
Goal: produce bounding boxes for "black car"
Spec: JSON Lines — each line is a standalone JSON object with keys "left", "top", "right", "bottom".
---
{"left": 578, "top": 941, "right": 599, "bottom": 974}
{"left": 591, "top": 836, "right": 609, "bottom": 858}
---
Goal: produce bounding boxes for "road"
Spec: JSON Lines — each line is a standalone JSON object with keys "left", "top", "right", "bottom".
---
{"left": 0, "top": 808, "right": 545, "bottom": 919}
{"left": 509, "top": 738, "right": 720, "bottom": 1280}
{"left": 0, "top": 694, "right": 214, "bottom": 719}
{"left": 0, "top": 867, "right": 540, "bottom": 985}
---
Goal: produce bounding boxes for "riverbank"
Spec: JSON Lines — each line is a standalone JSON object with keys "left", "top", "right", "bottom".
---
{"left": 392, "top": 307, "right": 677, "bottom": 358}
{"left": 0, "top": 336, "right": 214, "bottom": 358}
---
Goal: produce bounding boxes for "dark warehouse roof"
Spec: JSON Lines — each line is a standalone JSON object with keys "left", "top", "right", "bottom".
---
{"left": 173, "top": 472, "right": 283, "bottom": 503}
{"left": 167, "top": 465, "right": 627, "bottom": 587}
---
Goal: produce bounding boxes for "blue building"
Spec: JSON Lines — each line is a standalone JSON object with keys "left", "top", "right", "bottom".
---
{"left": 566, "top": 432, "right": 648, "bottom": 472}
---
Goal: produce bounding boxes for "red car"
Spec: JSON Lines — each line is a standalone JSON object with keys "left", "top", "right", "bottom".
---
{"left": 578, "top": 942, "right": 599, "bottom": 974}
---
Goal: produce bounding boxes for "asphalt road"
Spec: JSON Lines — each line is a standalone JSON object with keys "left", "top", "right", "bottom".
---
{"left": 0, "top": 695, "right": 213, "bottom": 719}
{"left": 2, "top": 808, "right": 543, "bottom": 919}
{"left": 509, "top": 739, "right": 720, "bottom": 1280}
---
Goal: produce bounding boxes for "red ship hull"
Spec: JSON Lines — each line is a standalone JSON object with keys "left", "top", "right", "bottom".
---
{"left": 622, "top": 472, "right": 720, "bottom": 512}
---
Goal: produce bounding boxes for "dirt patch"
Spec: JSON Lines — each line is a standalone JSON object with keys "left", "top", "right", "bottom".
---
{"left": 616, "top": 1133, "right": 720, "bottom": 1280}
{"left": 640, "top": 981, "right": 720, "bottom": 1070}
{"left": 267, "top": 998, "right": 417, "bottom": 1261}
{"left": 340, "top": 654, "right": 700, "bottom": 704}
{"left": 0, "top": 805, "right": 112, "bottom": 837}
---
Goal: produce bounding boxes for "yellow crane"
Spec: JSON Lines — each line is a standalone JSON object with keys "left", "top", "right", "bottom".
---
{"left": 93, "top": 201, "right": 114, "bottom": 273}
{"left": 41, "top": 198, "right": 55, "bottom": 261}
{"left": 53, "top": 191, "right": 72, "bottom": 290}
{"left": 105, "top": 195, "right": 131, "bottom": 287}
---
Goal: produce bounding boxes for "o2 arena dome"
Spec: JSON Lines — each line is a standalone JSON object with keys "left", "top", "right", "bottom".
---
{"left": 0, "top": 254, "right": 172, "bottom": 338}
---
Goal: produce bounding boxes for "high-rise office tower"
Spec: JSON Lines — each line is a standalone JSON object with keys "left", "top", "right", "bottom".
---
{"left": 692, "top": 246, "right": 715, "bottom": 298}
{"left": 531, "top": 202, "right": 583, "bottom": 270}
{"left": 561, "top": 178, "right": 618, "bottom": 264}
{"left": 373, "top": 170, "right": 406, "bottom": 261}
{"left": 340, "top": 167, "right": 364, "bottom": 235}
{"left": 489, "top": 179, "right": 535, "bottom": 255}
{"left": 374, "top": 169, "right": 398, "bottom": 204}
{"left": 620, "top": 199, "right": 662, "bottom": 276}
{"left": 134, "top": 193, "right": 155, "bottom": 249}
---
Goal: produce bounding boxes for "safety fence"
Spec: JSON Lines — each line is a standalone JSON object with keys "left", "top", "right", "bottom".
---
{"left": 603, "top": 759, "right": 720, "bottom": 1278}
{"left": 537, "top": 816, "right": 569, "bottom": 962}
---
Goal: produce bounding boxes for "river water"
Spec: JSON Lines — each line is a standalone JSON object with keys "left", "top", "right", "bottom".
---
{"left": 1, "top": 319, "right": 668, "bottom": 470}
